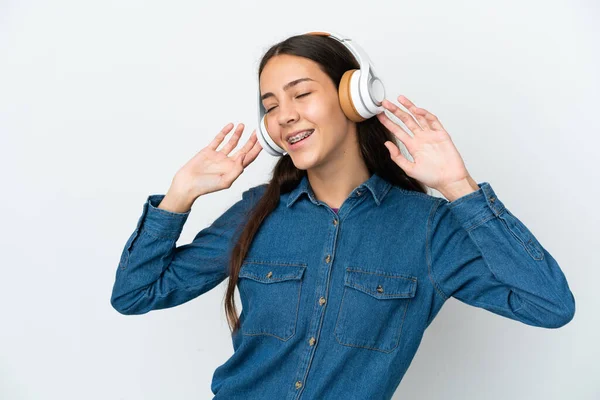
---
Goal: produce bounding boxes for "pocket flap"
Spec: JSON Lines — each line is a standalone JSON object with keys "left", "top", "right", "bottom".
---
{"left": 344, "top": 268, "right": 417, "bottom": 299}
{"left": 239, "top": 261, "right": 306, "bottom": 283}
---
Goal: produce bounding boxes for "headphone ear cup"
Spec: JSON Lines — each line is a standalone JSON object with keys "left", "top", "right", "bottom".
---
{"left": 338, "top": 69, "right": 366, "bottom": 123}
{"left": 257, "top": 114, "right": 287, "bottom": 157}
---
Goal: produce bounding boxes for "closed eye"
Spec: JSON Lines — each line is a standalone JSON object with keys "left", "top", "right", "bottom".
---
{"left": 265, "top": 93, "right": 312, "bottom": 114}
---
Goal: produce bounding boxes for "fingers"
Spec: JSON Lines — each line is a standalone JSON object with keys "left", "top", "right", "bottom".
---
{"left": 383, "top": 140, "right": 414, "bottom": 174}
{"left": 398, "top": 95, "right": 444, "bottom": 131}
{"left": 231, "top": 128, "right": 256, "bottom": 156}
{"left": 208, "top": 124, "right": 263, "bottom": 171}
{"left": 208, "top": 122, "right": 245, "bottom": 154}
{"left": 218, "top": 123, "right": 245, "bottom": 155}
{"left": 377, "top": 111, "right": 414, "bottom": 149}
{"left": 241, "top": 130, "right": 263, "bottom": 168}
{"left": 380, "top": 99, "right": 424, "bottom": 133}
{"left": 228, "top": 131, "right": 263, "bottom": 183}
{"left": 230, "top": 129, "right": 263, "bottom": 168}
{"left": 208, "top": 122, "right": 235, "bottom": 151}
{"left": 396, "top": 96, "right": 429, "bottom": 130}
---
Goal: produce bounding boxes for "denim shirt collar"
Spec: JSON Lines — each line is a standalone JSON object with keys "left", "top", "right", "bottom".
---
{"left": 286, "top": 172, "right": 392, "bottom": 208}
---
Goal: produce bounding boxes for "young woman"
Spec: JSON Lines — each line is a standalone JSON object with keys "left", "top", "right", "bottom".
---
{"left": 111, "top": 31, "right": 576, "bottom": 399}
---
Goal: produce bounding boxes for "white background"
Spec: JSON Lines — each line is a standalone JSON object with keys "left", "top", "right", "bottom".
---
{"left": 1, "top": 0, "right": 598, "bottom": 399}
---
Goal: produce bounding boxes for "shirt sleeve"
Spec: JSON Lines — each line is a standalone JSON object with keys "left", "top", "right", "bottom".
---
{"left": 110, "top": 184, "right": 266, "bottom": 315}
{"left": 427, "top": 182, "right": 576, "bottom": 329}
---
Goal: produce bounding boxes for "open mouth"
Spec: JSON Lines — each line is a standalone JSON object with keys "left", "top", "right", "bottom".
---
{"left": 287, "top": 129, "right": 314, "bottom": 149}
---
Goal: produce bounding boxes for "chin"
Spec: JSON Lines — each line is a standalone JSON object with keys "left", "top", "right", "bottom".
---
{"left": 289, "top": 152, "right": 323, "bottom": 172}
{"left": 289, "top": 157, "right": 312, "bottom": 171}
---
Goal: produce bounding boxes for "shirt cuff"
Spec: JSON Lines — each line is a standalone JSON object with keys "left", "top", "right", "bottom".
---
{"left": 446, "top": 182, "right": 506, "bottom": 230}
{"left": 141, "top": 194, "right": 191, "bottom": 240}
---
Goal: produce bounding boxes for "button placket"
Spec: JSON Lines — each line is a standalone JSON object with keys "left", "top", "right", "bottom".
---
{"left": 290, "top": 203, "right": 339, "bottom": 399}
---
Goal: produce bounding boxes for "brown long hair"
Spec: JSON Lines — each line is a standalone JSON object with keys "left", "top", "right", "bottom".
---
{"left": 224, "top": 33, "right": 428, "bottom": 335}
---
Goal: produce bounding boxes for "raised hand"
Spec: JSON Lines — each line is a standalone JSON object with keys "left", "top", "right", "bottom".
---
{"left": 377, "top": 95, "right": 477, "bottom": 198}
{"left": 169, "top": 123, "right": 263, "bottom": 205}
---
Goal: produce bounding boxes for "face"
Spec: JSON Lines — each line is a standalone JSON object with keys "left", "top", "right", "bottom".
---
{"left": 259, "top": 54, "right": 355, "bottom": 170}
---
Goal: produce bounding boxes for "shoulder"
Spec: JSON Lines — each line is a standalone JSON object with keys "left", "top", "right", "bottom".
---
{"left": 388, "top": 184, "right": 447, "bottom": 209}
{"left": 244, "top": 183, "right": 268, "bottom": 197}
{"left": 382, "top": 185, "right": 451, "bottom": 234}
{"left": 241, "top": 183, "right": 269, "bottom": 206}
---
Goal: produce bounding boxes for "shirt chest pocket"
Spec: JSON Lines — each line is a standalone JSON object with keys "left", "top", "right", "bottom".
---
{"left": 238, "top": 260, "right": 307, "bottom": 341}
{"left": 334, "top": 268, "right": 417, "bottom": 353}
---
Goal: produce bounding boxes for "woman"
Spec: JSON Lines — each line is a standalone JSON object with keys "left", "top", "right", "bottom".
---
{"left": 110, "top": 32, "right": 576, "bottom": 399}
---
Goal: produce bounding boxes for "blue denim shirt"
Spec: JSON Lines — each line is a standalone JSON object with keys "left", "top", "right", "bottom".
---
{"left": 110, "top": 172, "right": 575, "bottom": 400}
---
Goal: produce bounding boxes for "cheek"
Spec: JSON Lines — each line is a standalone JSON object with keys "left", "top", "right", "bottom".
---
{"left": 303, "top": 97, "right": 341, "bottom": 125}
{"left": 301, "top": 102, "right": 323, "bottom": 123}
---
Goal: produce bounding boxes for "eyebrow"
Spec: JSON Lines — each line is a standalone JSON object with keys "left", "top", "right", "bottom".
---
{"left": 260, "top": 77, "right": 315, "bottom": 101}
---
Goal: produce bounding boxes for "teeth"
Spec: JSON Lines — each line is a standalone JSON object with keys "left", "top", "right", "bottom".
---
{"left": 288, "top": 130, "right": 313, "bottom": 144}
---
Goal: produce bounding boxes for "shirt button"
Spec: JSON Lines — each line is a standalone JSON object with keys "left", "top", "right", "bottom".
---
{"left": 333, "top": 219, "right": 338, "bottom": 225}
{"left": 266, "top": 271, "right": 273, "bottom": 278}
{"left": 295, "top": 381, "right": 303, "bottom": 389}
{"left": 376, "top": 285, "right": 384, "bottom": 293}
{"left": 319, "top": 297, "right": 326, "bottom": 306}
{"left": 357, "top": 190, "right": 362, "bottom": 196}
{"left": 309, "top": 337, "right": 316, "bottom": 346}
{"left": 325, "top": 254, "right": 331, "bottom": 263}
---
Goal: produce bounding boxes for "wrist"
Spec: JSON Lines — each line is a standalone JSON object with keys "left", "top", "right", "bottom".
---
{"left": 159, "top": 188, "right": 196, "bottom": 213}
{"left": 438, "top": 176, "right": 480, "bottom": 202}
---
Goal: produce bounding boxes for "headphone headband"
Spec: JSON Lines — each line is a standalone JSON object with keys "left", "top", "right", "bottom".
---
{"left": 305, "top": 31, "right": 377, "bottom": 80}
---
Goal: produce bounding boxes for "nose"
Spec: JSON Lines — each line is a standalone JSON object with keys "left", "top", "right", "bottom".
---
{"left": 277, "top": 99, "right": 300, "bottom": 126}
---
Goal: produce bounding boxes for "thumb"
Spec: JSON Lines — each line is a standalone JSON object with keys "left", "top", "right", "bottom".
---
{"left": 385, "top": 141, "right": 413, "bottom": 173}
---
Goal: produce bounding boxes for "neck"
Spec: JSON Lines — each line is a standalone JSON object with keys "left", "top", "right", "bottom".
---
{"left": 306, "top": 131, "right": 370, "bottom": 209}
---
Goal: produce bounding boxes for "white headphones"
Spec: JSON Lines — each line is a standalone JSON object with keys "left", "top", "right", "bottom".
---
{"left": 256, "top": 30, "right": 386, "bottom": 157}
